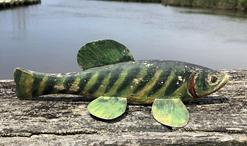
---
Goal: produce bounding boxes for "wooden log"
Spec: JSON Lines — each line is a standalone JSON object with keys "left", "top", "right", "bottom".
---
{"left": 0, "top": 70, "right": 246, "bottom": 145}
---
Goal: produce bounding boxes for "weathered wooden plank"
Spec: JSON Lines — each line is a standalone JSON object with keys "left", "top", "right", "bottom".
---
{"left": 0, "top": 70, "right": 246, "bottom": 145}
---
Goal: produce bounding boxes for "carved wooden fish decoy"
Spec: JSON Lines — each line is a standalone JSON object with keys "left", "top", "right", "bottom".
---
{"left": 14, "top": 40, "right": 229, "bottom": 127}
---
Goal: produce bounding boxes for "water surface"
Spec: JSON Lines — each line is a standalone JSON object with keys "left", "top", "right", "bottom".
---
{"left": 1, "top": 0, "right": 247, "bottom": 79}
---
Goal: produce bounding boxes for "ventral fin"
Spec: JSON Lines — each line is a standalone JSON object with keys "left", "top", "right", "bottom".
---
{"left": 87, "top": 96, "right": 127, "bottom": 120}
{"left": 152, "top": 98, "right": 189, "bottom": 128}
{"left": 77, "top": 40, "right": 135, "bottom": 70}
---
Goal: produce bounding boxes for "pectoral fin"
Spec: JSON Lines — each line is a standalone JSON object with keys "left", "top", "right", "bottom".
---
{"left": 152, "top": 98, "right": 189, "bottom": 127}
{"left": 87, "top": 96, "right": 127, "bottom": 120}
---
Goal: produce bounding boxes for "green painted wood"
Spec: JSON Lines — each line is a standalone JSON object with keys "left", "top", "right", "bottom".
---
{"left": 77, "top": 40, "right": 135, "bottom": 70}
{"left": 14, "top": 61, "right": 229, "bottom": 127}
{"left": 87, "top": 96, "right": 127, "bottom": 120}
{"left": 14, "top": 40, "right": 228, "bottom": 127}
{"left": 152, "top": 98, "right": 189, "bottom": 127}
{"left": 13, "top": 38, "right": 229, "bottom": 128}
{"left": 14, "top": 61, "right": 229, "bottom": 104}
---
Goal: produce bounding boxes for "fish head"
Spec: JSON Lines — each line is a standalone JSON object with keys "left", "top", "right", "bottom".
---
{"left": 188, "top": 70, "right": 229, "bottom": 98}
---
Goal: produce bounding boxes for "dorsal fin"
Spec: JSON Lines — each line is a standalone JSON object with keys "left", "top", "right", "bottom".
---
{"left": 77, "top": 39, "right": 135, "bottom": 70}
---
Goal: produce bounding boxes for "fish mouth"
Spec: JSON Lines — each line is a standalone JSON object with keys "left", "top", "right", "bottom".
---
{"left": 188, "top": 72, "right": 229, "bottom": 98}
{"left": 214, "top": 72, "right": 229, "bottom": 92}
{"left": 203, "top": 72, "right": 229, "bottom": 96}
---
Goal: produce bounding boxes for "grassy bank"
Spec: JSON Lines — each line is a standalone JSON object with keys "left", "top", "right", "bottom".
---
{"left": 0, "top": 0, "right": 41, "bottom": 9}
{"left": 161, "top": 0, "right": 247, "bottom": 11}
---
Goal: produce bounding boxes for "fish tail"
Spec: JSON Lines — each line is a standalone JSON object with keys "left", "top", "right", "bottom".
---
{"left": 14, "top": 68, "right": 79, "bottom": 99}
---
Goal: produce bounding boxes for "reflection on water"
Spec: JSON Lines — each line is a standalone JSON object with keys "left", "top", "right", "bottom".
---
{"left": 179, "top": 8, "right": 247, "bottom": 18}
{"left": 0, "top": 0, "right": 247, "bottom": 79}
{"left": 10, "top": 6, "right": 30, "bottom": 40}
{"left": 12, "top": 7, "right": 26, "bottom": 31}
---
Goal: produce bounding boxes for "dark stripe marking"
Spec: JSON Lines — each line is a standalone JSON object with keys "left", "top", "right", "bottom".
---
{"left": 105, "top": 67, "right": 123, "bottom": 93}
{"left": 163, "top": 72, "right": 180, "bottom": 96}
{"left": 76, "top": 72, "right": 93, "bottom": 94}
{"left": 42, "top": 76, "right": 57, "bottom": 95}
{"left": 63, "top": 75, "right": 76, "bottom": 93}
{"left": 32, "top": 74, "right": 44, "bottom": 97}
{"left": 133, "top": 65, "right": 156, "bottom": 93}
{"left": 88, "top": 70, "right": 110, "bottom": 94}
{"left": 14, "top": 69, "right": 22, "bottom": 86}
{"left": 115, "top": 66, "right": 140, "bottom": 96}
{"left": 148, "top": 69, "right": 172, "bottom": 96}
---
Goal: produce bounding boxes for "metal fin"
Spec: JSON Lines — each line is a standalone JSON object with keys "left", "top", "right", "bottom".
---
{"left": 87, "top": 96, "right": 127, "bottom": 120}
{"left": 152, "top": 98, "right": 189, "bottom": 127}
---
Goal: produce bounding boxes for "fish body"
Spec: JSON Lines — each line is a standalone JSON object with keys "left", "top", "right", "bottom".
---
{"left": 14, "top": 40, "right": 229, "bottom": 127}
{"left": 15, "top": 60, "right": 217, "bottom": 104}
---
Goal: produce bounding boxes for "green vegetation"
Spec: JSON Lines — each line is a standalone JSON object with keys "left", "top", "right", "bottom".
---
{"left": 0, "top": 0, "right": 41, "bottom": 9}
{"left": 162, "top": 0, "right": 247, "bottom": 11}
{"left": 112, "top": 0, "right": 247, "bottom": 11}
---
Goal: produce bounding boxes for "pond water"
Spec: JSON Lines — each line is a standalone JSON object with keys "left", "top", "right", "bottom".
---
{"left": 1, "top": 0, "right": 247, "bottom": 79}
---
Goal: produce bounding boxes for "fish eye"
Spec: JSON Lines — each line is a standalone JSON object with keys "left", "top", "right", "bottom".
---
{"left": 210, "top": 75, "right": 218, "bottom": 83}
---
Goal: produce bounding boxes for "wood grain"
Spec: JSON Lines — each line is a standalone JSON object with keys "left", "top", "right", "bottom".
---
{"left": 0, "top": 70, "right": 246, "bottom": 145}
